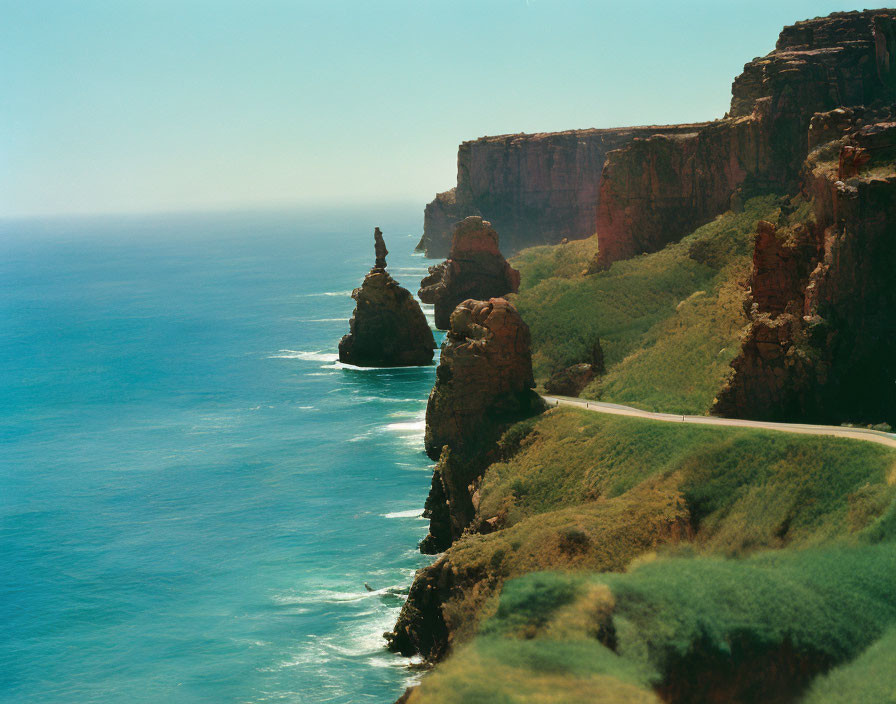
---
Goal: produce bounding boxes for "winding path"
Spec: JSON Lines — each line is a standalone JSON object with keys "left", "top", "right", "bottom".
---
{"left": 541, "top": 395, "right": 896, "bottom": 450}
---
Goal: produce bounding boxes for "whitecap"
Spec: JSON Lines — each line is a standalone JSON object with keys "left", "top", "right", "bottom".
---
{"left": 305, "top": 291, "right": 354, "bottom": 297}
{"left": 381, "top": 509, "right": 424, "bottom": 519}
{"left": 270, "top": 350, "right": 339, "bottom": 362}
{"left": 384, "top": 419, "right": 426, "bottom": 432}
{"left": 334, "top": 361, "right": 433, "bottom": 371}
{"left": 355, "top": 396, "right": 424, "bottom": 404}
{"left": 301, "top": 317, "right": 350, "bottom": 322}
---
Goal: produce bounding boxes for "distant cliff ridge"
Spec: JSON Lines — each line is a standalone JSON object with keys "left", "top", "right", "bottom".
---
{"left": 417, "top": 124, "right": 709, "bottom": 258}
{"left": 421, "top": 9, "right": 896, "bottom": 267}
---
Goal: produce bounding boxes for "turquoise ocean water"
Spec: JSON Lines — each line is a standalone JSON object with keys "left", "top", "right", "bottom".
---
{"left": 0, "top": 208, "right": 440, "bottom": 703}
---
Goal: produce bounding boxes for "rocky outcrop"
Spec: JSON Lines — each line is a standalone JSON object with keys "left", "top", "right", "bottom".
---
{"left": 417, "top": 125, "right": 710, "bottom": 258}
{"left": 591, "top": 117, "right": 768, "bottom": 268}
{"left": 543, "top": 340, "right": 605, "bottom": 397}
{"left": 421, "top": 298, "right": 543, "bottom": 552}
{"left": 418, "top": 217, "right": 521, "bottom": 330}
{"left": 590, "top": 8, "right": 896, "bottom": 270}
{"left": 338, "top": 228, "right": 435, "bottom": 367}
{"left": 714, "top": 114, "right": 896, "bottom": 424}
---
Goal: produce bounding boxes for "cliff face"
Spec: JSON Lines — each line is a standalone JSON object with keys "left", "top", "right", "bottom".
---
{"left": 592, "top": 9, "right": 896, "bottom": 269}
{"left": 418, "top": 217, "right": 520, "bottom": 330}
{"left": 714, "top": 113, "right": 896, "bottom": 424}
{"left": 337, "top": 229, "right": 435, "bottom": 367}
{"left": 418, "top": 125, "right": 709, "bottom": 258}
{"left": 592, "top": 117, "right": 767, "bottom": 268}
{"left": 421, "top": 298, "right": 542, "bottom": 552}
{"left": 422, "top": 11, "right": 896, "bottom": 265}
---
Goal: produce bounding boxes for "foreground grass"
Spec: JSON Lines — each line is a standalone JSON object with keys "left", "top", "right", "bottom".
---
{"left": 409, "top": 543, "right": 896, "bottom": 703}
{"left": 510, "top": 196, "right": 780, "bottom": 414}
{"left": 413, "top": 408, "right": 896, "bottom": 663}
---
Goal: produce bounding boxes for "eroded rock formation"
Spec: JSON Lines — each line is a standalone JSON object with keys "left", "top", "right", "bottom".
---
{"left": 418, "top": 217, "right": 521, "bottom": 330}
{"left": 421, "top": 298, "right": 543, "bottom": 552}
{"left": 417, "top": 125, "right": 709, "bottom": 257}
{"left": 590, "top": 9, "right": 896, "bottom": 270}
{"left": 337, "top": 228, "right": 435, "bottom": 367}
{"left": 714, "top": 113, "right": 896, "bottom": 424}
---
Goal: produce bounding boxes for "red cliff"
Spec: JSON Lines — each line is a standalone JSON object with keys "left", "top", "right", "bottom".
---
{"left": 713, "top": 111, "right": 896, "bottom": 425}
{"left": 418, "top": 125, "right": 709, "bottom": 258}
{"left": 592, "top": 9, "right": 896, "bottom": 269}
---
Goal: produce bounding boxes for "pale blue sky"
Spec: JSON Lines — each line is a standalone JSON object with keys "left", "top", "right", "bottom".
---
{"left": 0, "top": 0, "right": 863, "bottom": 217}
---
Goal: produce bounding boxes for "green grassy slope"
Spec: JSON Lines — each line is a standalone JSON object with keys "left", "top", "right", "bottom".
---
{"left": 510, "top": 196, "right": 781, "bottom": 414}
{"left": 409, "top": 543, "right": 896, "bottom": 703}
{"left": 407, "top": 408, "right": 896, "bottom": 671}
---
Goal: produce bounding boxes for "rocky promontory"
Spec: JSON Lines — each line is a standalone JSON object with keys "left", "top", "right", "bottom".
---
{"left": 421, "top": 298, "right": 543, "bottom": 552}
{"left": 418, "top": 217, "right": 521, "bottom": 330}
{"left": 388, "top": 297, "right": 543, "bottom": 659}
{"left": 338, "top": 228, "right": 435, "bottom": 367}
{"left": 713, "top": 109, "right": 896, "bottom": 425}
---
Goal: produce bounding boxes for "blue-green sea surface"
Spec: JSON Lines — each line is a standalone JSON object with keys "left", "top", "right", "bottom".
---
{"left": 0, "top": 207, "right": 440, "bottom": 703}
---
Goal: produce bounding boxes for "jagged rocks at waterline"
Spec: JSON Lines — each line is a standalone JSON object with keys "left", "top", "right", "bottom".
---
{"left": 420, "top": 298, "right": 544, "bottom": 553}
{"left": 418, "top": 217, "right": 521, "bottom": 330}
{"left": 337, "top": 228, "right": 435, "bottom": 368}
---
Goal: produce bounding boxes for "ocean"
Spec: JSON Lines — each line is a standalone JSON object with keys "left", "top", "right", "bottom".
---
{"left": 0, "top": 207, "right": 441, "bottom": 703}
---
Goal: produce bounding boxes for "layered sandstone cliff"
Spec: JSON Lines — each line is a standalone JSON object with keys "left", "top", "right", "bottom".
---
{"left": 338, "top": 229, "right": 435, "bottom": 367}
{"left": 591, "top": 9, "right": 896, "bottom": 269}
{"left": 418, "top": 217, "right": 521, "bottom": 330}
{"left": 713, "top": 111, "right": 896, "bottom": 424}
{"left": 418, "top": 125, "right": 709, "bottom": 258}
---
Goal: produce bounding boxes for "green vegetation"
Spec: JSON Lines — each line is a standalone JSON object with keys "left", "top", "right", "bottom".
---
{"left": 512, "top": 234, "right": 599, "bottom": 288}
{"left": 403, "top": 191, "right": 896, "bottom": 701}
{"left": 409, "top": 543, "right": 896, "bottom": 703}
{"left": 510, "top": 196, "right": 781, "bottom": 413}
{"left": 801, "top": 627, "right": 896, "bottom": 703}
{"left": 482, "top": 409, "right": 896, "bottom": 551}
{"left": 415, "top": 408, "right": 896, "bottom": 667}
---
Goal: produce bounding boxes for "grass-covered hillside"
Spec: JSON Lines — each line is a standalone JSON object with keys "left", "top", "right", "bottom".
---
{"left": 409, "top": 544, "right": 896, "bottom": 704}
{"left": 510, "top": 196, "right": 784, "bottom": 414}
{"left": 403, "top": 407, "right": 896, "bottom": 702}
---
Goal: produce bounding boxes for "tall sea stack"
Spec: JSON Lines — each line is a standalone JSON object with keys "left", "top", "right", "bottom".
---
{"left": 338, "top": 228, "right": 435, "bottom": 367}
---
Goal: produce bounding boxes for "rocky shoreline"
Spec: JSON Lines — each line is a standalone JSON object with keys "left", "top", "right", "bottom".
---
{"left": 383, "top": 9, "right": 896, "bottom": 703}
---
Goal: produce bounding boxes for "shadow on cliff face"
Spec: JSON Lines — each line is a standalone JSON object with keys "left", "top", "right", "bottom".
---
{"left": 714, "top": 110, "right": 896, "bottom": 427}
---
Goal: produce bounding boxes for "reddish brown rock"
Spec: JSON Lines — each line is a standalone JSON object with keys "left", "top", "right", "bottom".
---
{"left": 544, "top": 364, "right": 596, "bottom": 398}
{"left": 591, "top": 8, "right": 896, "bottom": 270}
{"left": 424, "top": 297, "right": 539, "bottom": 459}
{"left": 338, "top": 229, "right": 435, "bottom": 367}
{"left": 418, "top": 217, "right": 521, "bottom": 330}
{"left": 714, "top": 116, "right": 896, "bottom": 424}
{"left": 748, "top": 219, "right": 819, "bottom": 314}
{"left": 421, "top": 298, "right": 543, "bottom": 552}
{"left": 418, "top": 125, "right": 711, "bottom": 258}
{"left": 591, "top": 118, "right": 767, "bottom": 269}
